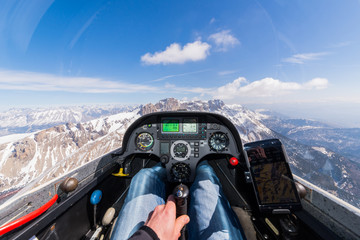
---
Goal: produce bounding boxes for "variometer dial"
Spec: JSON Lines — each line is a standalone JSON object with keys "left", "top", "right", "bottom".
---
{"left": 209, "top": 132, "right": 229, "bottom": 152}
{"left": 135, "top": 132, "right": 154, "bottom": 151}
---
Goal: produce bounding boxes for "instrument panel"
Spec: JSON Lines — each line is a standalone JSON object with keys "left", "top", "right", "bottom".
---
{"left": 120, "top": 112, "right": 242, "bottom": 182}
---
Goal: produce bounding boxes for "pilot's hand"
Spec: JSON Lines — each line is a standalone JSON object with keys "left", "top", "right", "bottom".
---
{"left": 145, "top": 195, "right": 190, "bottom": 240}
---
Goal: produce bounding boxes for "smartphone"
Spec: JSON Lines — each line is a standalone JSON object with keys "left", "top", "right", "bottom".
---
{"left": 244, "top": 139, "right": 302, "bottom": 213}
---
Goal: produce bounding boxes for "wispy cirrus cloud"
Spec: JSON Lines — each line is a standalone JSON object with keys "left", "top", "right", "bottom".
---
{"left": 218, "top": 70, "right": 237, "bottom": 76}
{"left": 141, "top": 40, "right": 211, "bottom": 65}
{"left": 69, "top": 9, "right": 100, "bottom": 49}
{"left": 151, "top": 69, "right": 209, "bottom": 82}
{"left": 328, "top": 41, "right": 352, "bottom": 48}
{"left": 164, "top": 83, "right": 210, "bottom": 96}
{"left": 282, "top": 52, "right": 329, "bottom": 64}
{"left": 208, "top": 30, "right": 240, "bottom": 52}
{"left": 0, "top": 70, "right": 160, "bottom": 93}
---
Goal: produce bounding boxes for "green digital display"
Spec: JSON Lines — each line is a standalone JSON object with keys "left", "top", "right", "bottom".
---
{"left": 162, "top": 119, "right": 179, "bottom": 132}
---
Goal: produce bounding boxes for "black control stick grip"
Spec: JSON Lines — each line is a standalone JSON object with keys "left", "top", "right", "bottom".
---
{"left": 173, "top": 184, "right": 189, "bottom": 240}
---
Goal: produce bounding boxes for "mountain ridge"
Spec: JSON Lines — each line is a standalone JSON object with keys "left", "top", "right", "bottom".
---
{"left": 0, "top": 105, "right": 138, "bottom": 137}
{"left": 0, "top": 98, "right": 359, "bottom": 208}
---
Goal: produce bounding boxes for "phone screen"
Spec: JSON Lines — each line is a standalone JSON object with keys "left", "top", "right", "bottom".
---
{"left": 244, "top": 139, "right": 301, "bottom": 212}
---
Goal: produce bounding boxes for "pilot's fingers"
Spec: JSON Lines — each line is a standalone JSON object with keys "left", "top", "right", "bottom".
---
{"left": 145, "top": 210, "right": 154, "bottom": 224}
{"left": 167, "top": 194, "right": 175, "bottom": 203}
{"left": 174, "top": 215, "right": 190, "bottom": 235}
{"left": 165, "top": 195, "right": 176, "bottom": 213}
{"left": 154, "top": 204, "right": 166, "bottom": 213}
{"left": 145, "top": 204, "right": 165, "bottom": 224}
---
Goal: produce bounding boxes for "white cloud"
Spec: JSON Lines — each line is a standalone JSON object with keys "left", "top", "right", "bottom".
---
{"left": 141, "top": 30, "right": 239, "bottom": 65}
{"left": 208, "top": 30, "right": 240, "bottom": 52}
{"left": 282, "top": 52, "right": 329, "bottom": 64}
{"left": 212, "top": 77, "right": 329, "bottom": 100}
{"left": 6, "top": 69, "right": 329, "bottom": 104}
{"left": 303, "top": 78, "right": 328, "bottom": 89}
{"left": 209, "top": 18, "right": 216, "bottom": 24}
{"left": 214, "top": 77, "right": 247, "bottom": 99}
{"left": 0, "top": 70, "right": 160, "bottom": 93}
{"left": 141, "top": 40, "right": 211, "bottom": 65}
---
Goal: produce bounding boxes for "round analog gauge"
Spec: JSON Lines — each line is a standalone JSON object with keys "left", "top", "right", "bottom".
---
{"left": 135, "top": 132, "right": 154, "bottom": 151}
{"left": 171, "top": 163, "right": 191, "bottom": 182}
{"left": 209, "top": 132, "right": 229, "bottom": 152}
{"left": 174, "top": 143, "right": 188, "bottom": 158}
{"left": 170, "top": 140, "right": 191, "bottom": 161}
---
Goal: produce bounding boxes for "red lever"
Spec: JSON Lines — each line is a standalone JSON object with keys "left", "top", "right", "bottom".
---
{"left": 229, "top": 157, "right": 239, "bottom": 166}
{"left": 0, "top": 194, "right": 58, "bottom": 236}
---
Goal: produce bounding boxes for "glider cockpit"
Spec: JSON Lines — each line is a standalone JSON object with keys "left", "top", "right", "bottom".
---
{"left": 2, "top": 111, "right": 354, "bottom": 240}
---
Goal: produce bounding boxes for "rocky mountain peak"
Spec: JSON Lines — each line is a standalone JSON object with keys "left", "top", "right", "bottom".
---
{"left": 139, "top": 98, "right": 227, "bottom": 115}
{"left": 208, "top": 99, "right": 225, "bottom": 111}
{"left": 138, "top": 103, "right": 157, "bottom": 115}
{"left": 139, "top": 98, "right": 185, "bottom": 115}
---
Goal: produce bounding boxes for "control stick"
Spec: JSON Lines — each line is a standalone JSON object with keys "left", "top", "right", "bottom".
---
{"left": 173, "top": 184, "right": 189, "bottom": 240}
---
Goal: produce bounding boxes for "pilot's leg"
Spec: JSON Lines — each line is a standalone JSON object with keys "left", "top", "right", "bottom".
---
{"left": 111, "top": 164, "right": 166, "bottom": 240}
{"left": 188, "top": 161, "right": 246, "bottom": 240}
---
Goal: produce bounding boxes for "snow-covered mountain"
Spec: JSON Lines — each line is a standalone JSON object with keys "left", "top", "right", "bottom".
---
{"left": 0, "top": 98, "right": 359, "bottom": 208}
{"left": 256, "top": 109, "right": 360, "bottom": 164}
{"left": 0, "top": 109, "right": 139, "bottom": 199}
{"left": 139, "top": 98, "right": 276, "bottom": 142}
{"left": 0, "top": 105, "right": 138, "bottom": 137}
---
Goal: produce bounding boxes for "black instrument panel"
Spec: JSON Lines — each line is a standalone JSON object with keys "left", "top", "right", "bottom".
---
{"left": 119, "top": 112, "right": 243, "bottom": 182}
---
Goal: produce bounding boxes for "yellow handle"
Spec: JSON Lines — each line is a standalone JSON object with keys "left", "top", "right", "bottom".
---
{"left": 112, "top": 168, "right": 129, "bottom": 177}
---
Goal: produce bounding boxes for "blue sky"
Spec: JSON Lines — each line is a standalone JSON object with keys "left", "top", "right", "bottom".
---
{"left": 0, "top": 0, "right": 360, "bottom": 127}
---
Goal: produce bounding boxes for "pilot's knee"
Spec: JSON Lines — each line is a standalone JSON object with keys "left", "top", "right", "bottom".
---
{"left": 133, "top": 164, "right": 166, "bottom": 182}
{"left": 196, "top": 162, "right": 215, "bottom": 176}
{"left": 195, "top": 162, "right": 220, "bottom": 183}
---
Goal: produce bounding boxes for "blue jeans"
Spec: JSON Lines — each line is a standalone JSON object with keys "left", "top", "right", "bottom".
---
{"left": 111, "top": 162, "right": 245, "bottom": 240}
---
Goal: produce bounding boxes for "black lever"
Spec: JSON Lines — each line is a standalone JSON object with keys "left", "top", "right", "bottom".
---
{"left": 173, "top": 184, "right": 189, "bottom": 240}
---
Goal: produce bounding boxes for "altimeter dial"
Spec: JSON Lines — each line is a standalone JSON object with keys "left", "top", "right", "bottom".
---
{"left": 170, "top": 140, "right": 191, "bottom": 161}
{"left": 136, "top": 132, "right": 154, "bottom": 151}
{"left": 209, "top": 132, "right": 229, "bottom": 152}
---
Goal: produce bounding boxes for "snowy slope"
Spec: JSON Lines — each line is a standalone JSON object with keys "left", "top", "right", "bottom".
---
{"left": 0, "top": 98, "right": 359, "bottom": 208}
{"left": 0, "top": 108, "right": 140, "bottom": 196}
{"left": 0, "top": 105, "right": 137, "bottom": 136}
